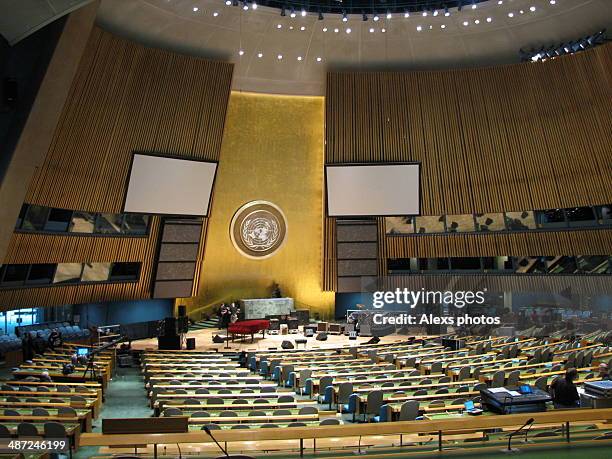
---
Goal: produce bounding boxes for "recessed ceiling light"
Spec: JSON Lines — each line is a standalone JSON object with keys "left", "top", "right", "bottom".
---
{"left": 277, "top": 24, "right": 282, "bottom": 29}
{"left": 238, "top": 50, "right": 244, "bottom": 56}
{"left": 342, "top": 13, "right": 348, "bottom": 22}
{"left": 416, "top": 25, "right": 422, "bottom": 31}
{"left": 323, "top": 27, "right": 328, "bottom": 32}
{"left": 289, "top": 26, "right": 294, "bottom": 30}
{"left": 192, "top": 7, "right": 198, "bottom": 12}
{"left": 373, "top": 15, "right": 379, "bottom": 22}
{"left": 549, "top": 0, "right": 556, "bottom": 4}
{"left": 474, "top": 19, "right": 480, "bottom": 24}
{"left": 498, "top": 0, "right": 503, "bottom": 4}
{"left": 463, "top": 21, "right": 469, "bottom": 26}
{"left": 472, "top": 3, "right": 477, "bottom": 9}
{"left": 519, "top": 9, "right": 524, "bottom": 14}
{"left": 346, "top": 28, "right": 351, "bottom": 33}
{"left": 486, "top": 17, "right": 492, "bottom": 22}
{"left": 334, "top": 28, "right": 339, "bottom": 33}
{"left": 213, "top": 12, "right": 219, "bottom": 17}
{"left": 530, "top": 6, "right": 536, "bottom": 12}
{"left": 386, "top": 13, "right": 392, "bottom": 19}
{"left": 277, "top": 54, "right": 283, "bottom": 60}
{"left": 422, "top": 12, "right": 428, "bottom": 17}
{"left": 316, "top": 57, "right": 322, "bottom": 62}
{"left": 369, "top": 28, "right": 374, "bottom": 33}
{"left": 257, "top": 52, "right": 263, "bottom": 58}
{"left": 252, "top": 2, "right": 257, "bottom": 10}
{"left": 508, "top": 12, "right": 514, "bottom": 17}
{"left": 440, "top": 24, "right": 446, "bottom": 29}
{"left": 300, "top": 26, "right": 305, "bottom": 31}
{"left": 429, "top": 25, "right": 432, "bottom": 29}
{"left": 301, "top": 9, "right": 306, "bottom": 17}
{"left": 404, "top": 12, "right": 410, "bottom": 18}
{"left": 225, "top": 0, "right": 231, "bottom": 5}
{"left": 297, "top": 56, "right": 302, "bottom": 61}
{"left": 444, "top": 11, "right": 450, "bottom": 17}
{"left": 381, "top": 28, "right": 386, "bottom": 33}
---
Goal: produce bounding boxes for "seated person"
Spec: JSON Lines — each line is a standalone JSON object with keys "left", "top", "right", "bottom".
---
{"left": 598, "top": 363, "right": 610, "bottom": 381}
{"left": 550, "top": 368, "right": 580, "bottom": 409}
{"left": 39, "top": 370, "right": 52, "bottom": 382}
{"left": 47, "top": 329, "right": 62, "bottom": 351}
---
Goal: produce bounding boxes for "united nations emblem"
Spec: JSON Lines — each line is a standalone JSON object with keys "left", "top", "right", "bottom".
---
{"left": 230, "top": 201, "right": 287, "bottom": 259}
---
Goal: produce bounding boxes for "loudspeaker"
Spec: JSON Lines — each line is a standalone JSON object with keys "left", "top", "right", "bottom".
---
{"left": 316, "top": 332, "right": 328, "bottom": 341}
{"left": 304, "top": 328, "right": 314, "bottom": 337}
{"left": 186, "top": 337, "right": 196, "bottom": 350}
{"left": 157, "top": 335, "right": 181, "bottom": 350}
{"left": 212, "top": 335, "right": 225, "bottom": 344}
{"left": 281, "top": 340, "right": 294, "bottom": 349}
{"left": 365, "top": 336, "right": 380, "bottom": 344}
{"left": 3, "top": 78, "right": 17, "bottom": 107}
{"left": 162, "top": 317, "right": 177, "bottom": 336}
{"left": 178, "top": 305, "right": 187, "bottom": 317}
{"left": 177, "top": 316, "right": 189, "bottom": 334}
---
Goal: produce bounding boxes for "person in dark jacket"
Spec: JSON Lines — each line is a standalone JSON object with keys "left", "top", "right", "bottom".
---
{"left": 21, "top": 333, "right": 34, "bottom": 361}
{"left": 47, "top": 329, "right": 62, "bottom": 351}
{"left": 550, "top": 368, "right": 580, "bottom": 408}
{"left": 32, "top": 332, "right": 47, "bottom": 355}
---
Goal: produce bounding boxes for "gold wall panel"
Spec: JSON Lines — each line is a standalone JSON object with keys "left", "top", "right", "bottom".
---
{"left": 185, "top": 92, "right": 334, "bottom": 318}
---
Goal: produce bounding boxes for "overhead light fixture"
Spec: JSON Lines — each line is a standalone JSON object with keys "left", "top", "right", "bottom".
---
{"left": 342, "top": 11, "right": 348, "bottom": 22}
{"left": 404, "top": 11, "right": 410, "bottom": 18}
{"left": 290, "top": 8, "right": 296, "bottom": 18}
{"left": 441, "top": 24, "right": 446, "bottom": 29}
{"left": 369, "top": 27, "right": 374, "bottom": 33}
{"left": 508, "top": 12, "right": 514, "bottom": 17}
{"left": 416, "top": 25, "right": 422, "bottom": 31}
{"left": 238, "top": 49, "right": 244, "bottom": 56}
{"left": 297, "top": 56, "right": 303, "bottom": 61}
{"left": 242, "top": 3, "right": 248, "bottom": 11}
{"left": 225, "top": 0, "right": 231, "bottom": 5}
{"left": 277, "top": 23, "right": 282, "bottom": 28}
{"left": 550, "top": 0, "right": 556, "bottom": 4}
{"left": 463, "top": 21, "right": 469, "bottom": 26}
{"left": 192, "top": 7, "right": 199, "bottom": 12}
{"left": 373, "top": 14, "right": 380, "bottom": 22}
{"left": 474, "top": 19, "right": 480, "bottom": 24}
{"left": 444, "top": 7, "right": 450, "bottom": 17}
{"left": 301, "top": 9, "right": 307, "bottom": 17}
{"left": 346, "top": 28, "right": 351, "bottom": 33}
{"left": 252, "top": 2, "right": 257, "bottom": 10}
{"left": 323, "top": 27, "right": 327, "bottom": 31}
{"left": 316, "top": 56, "right": 322, "bottom": 62}
{"left": 486, "top": 17, "right": 492, "bottom": 22}
{"left": 386, "top": 11, "right": 392, "bottom": 19}
{"left": 381, "top": 27, "right": 386, "bottom": 33}
{"left": 471, "top": 0, "right": 477, "bottom": 9}
{"left": 433, "top": 10, "right": 438, "bottom": 17}
{"left": 530, "top": 6, "right": 536, "bottom": 12}
{"left": 277, "top": 54, "right": 283, "bottom": 60}
{"left": 334, "top": 27, "right": 339, "bottom": 33}
{"left": 213, "top": 11, "right": 219, "bottom": 17}
{"left": 300, "top": 26, "right": 305, "bottom": 30}
{"left": 422, "top": 11, "right": 428, "bottom": 17}
{"left": 257, "top": 52, "right": 263, "bottom": 58}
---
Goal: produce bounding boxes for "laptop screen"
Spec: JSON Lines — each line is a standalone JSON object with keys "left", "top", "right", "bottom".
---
{"left": 76, "top": 347, "right": 89, "bottom": 357}
{"left": 520, "top": 385, "right": 533, "bottom": 394}
{"left": 464, "top": 400, "right": 475, "bottom": 411}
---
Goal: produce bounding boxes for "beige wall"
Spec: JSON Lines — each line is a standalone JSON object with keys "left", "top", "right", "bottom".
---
{"left": 185, "top": 92, "right": 334, "bottom": 319}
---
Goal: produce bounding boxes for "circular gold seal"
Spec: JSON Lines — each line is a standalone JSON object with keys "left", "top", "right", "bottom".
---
{"left": 230, "top": 201, "right": 287, "bottom": 259}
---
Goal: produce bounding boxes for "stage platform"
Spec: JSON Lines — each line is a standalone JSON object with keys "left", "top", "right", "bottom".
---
{"left": 131, "top": 327, "right": 406, "bottom": 352}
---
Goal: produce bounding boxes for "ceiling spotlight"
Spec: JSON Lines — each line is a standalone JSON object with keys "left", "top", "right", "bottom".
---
{"left": 373, "top": 14, "right": 380, "bottom": 22}
{"left": 300, "top": 26, "right": 305, "bottom": 30}
{"left": 213, "top": 11, "right": 219, "bottom": 17}
{"left": 277, "top": 24, "right": 282, "bottom": 28}
{"left": 386, "top": 12, "right": 392, "bottom": 19}
{"left": 486, "top": 17, "right": 492, "bottom": 22}
{"left": 297, "top": 56, "right": 302, "bottom": 61}
{"left": 277, "top": 54, "right": 283, "bottom": 60}
{"left": 238, "top": 49, "right": 244, "bottom": 56}
{"left": 289, "top": 25, "right": 294, "bottom": 29}
{"left": 550, "top": 0, "right": 556, "bottom": 4}
{"left": 318, "top": 11, "right": 323, "bottom": 20}
{"left": 433, "top": 10, "right": 438, "bottom": 17}
{"left": 242, "top": 4, "right": 248, "bottom": 11}
{"left": 225, "top": 0, "right": 231, "bottom": 5}
{"left": 530, "top": 6, "right": 536, "bottom": 12}
{"left": 474, "top": 19, "right": 480, "bottom": 24}
{"left": 316, "top": 57, "right": 322, "bottom": 62}
{"left": 416, "top": 25, "right": 422, "bottom": 31}
{"left": 519, "top": 9, "right": 524, "bottom": 14}
{"left": 257, "top": 52, "right": 263, "bottom": 58}
{"left": 404, "top": 12, "right": 410, "bottom": 18}
{"left": 301, "top": 9, "right": 307, "bottom": 17}
{"left": 422, "top": 11, "right": 428, "bottom": 17}
{"left": 498, "top": 0, "right": 503, "bottom": 4}
{"left": 342, "top": 12, "right": 348, "bottom": 22}
{"left": 463, "top": 21, "right": 469, "bottom": 26}
{"left": 323, "top": 27, "right": 328, "bottom": 31}
{"left": 369, "top": 27, "right": 374, "bottom": 33}
{"left": 192, "top": 7, "right": 199, "bottom": 12}
{"left": 508, "top": 12, "right": 514, "bottom": 17}
{"left": 444, "top": 7, "right": 450, "bottom": 17}
{"left": 334, "top": 28, "right": 339, "bottom": 33}
{"left": 346, "top": 28, "right": 351, "bottom": 33}
{"left": 252, "top": 2, "right": 257, "bottom": 9}
{"left": 290, "top": 8, "right": 296, "bottom": 18}
{"left": 381, "top": 28, "right": 386, "bottom": 33}
{"left": 471, "top": 0, "right": 477, "bottom": 9}
{"left": 441, "top": 24, "right": 446, "bottom": 29}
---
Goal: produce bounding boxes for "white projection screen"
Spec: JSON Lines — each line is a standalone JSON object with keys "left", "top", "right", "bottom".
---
{"left": 326, "top": 163, "right": 420, "bottom": 216}
{"left": 123, "top": 153, "right": 218, "bottom": 216}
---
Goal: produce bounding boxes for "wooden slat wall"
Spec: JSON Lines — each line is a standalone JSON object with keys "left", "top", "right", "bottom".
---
{"left": 322, "top": 217, "right": 337, "bottom": 291}
{"left": 386, "top": 229, "right": 612, "bottom": 259}
{"left": 0, "top": 28, "right": 233, "bottom": 309}
{"left": 324, "top": 44, "right": 612, "bottom": 287}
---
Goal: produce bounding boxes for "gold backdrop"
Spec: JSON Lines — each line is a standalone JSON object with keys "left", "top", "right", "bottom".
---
{"left": 184, "top": 92, "right": 334, "bottom": 318}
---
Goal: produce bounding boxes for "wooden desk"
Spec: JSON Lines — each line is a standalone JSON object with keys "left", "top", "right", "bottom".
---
{"left": 0, "top": 409, "right": 92, "bottom": 432}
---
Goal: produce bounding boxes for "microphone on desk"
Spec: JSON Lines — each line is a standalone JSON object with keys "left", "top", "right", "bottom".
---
{"left": 202, "top": 425, "right": 256, "bottom": 459}
{"left": 503, "top": 417, "right": 535, "bottom": 453}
